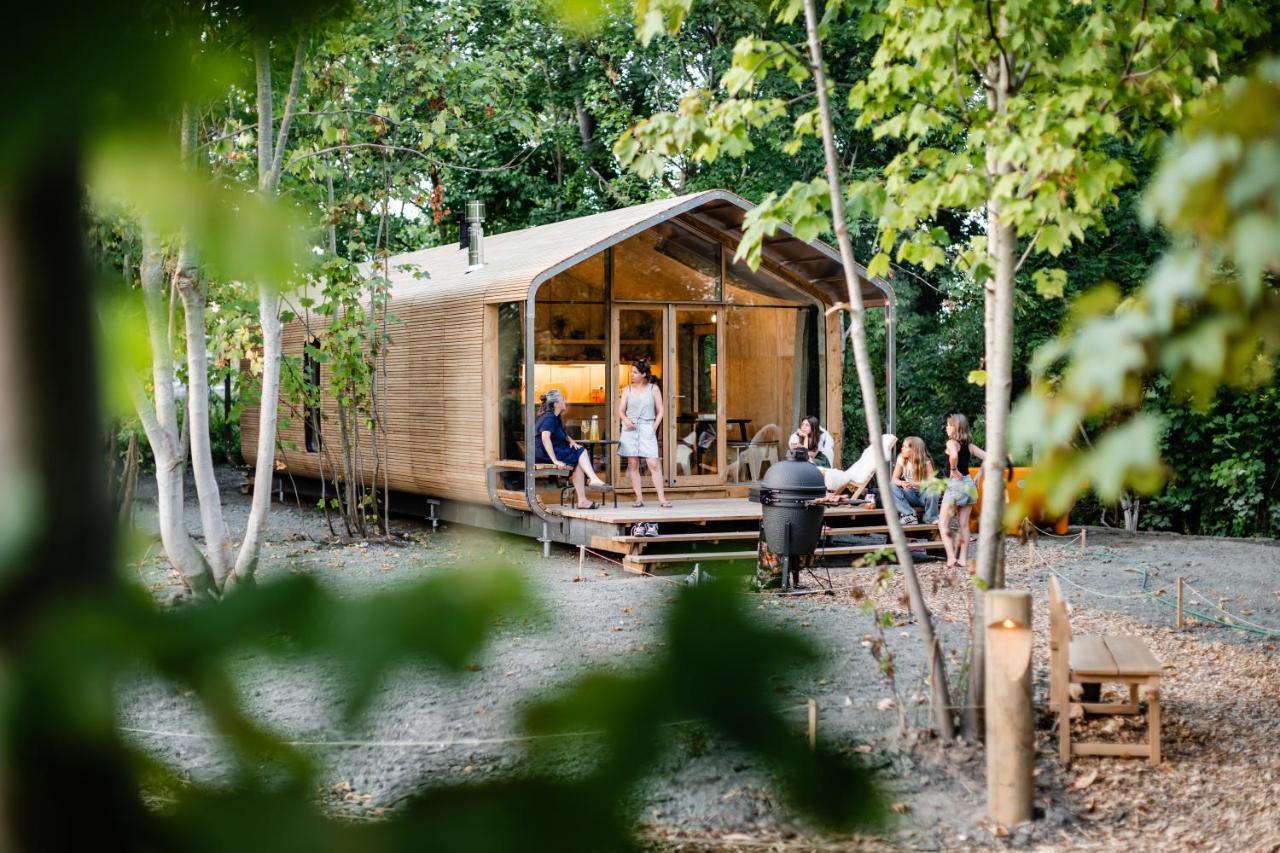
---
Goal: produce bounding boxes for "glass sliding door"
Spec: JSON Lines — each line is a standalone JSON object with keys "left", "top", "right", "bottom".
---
{"left": 671, "top": 306, "right": 723, "bottom": 484}
{"left": 613, "top": 305, "right": 667, "bottom": 484}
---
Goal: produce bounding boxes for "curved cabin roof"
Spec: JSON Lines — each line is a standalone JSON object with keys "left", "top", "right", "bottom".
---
{"left": 372, "top": 189, "right": 892, "bottom": 309}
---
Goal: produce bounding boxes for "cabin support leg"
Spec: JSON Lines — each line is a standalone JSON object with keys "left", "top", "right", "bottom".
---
{"left": 540, "top": 522, "right": 551, "bottom": 558}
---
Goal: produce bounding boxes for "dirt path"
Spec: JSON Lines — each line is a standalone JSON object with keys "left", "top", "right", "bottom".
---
{"left": 123, "top": 471, "right": 1280, "bottom": 850}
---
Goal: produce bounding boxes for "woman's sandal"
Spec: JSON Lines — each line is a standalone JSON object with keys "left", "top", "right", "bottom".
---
{"left": 660, "top": 501, "right": 673, "bottom": 508}
{"left": 632, "top": 501, "right": 645, "bottom": 508}
{"left": 576, "top": 500, "right": 599, "bottom": 510}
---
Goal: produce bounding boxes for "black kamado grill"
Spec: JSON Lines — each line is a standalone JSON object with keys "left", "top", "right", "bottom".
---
{"left": 749, "top": 448, "right": 828, "bottom": 590}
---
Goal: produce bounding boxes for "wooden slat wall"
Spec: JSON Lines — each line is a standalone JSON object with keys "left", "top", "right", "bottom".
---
{"left": 242, "top": 291, "right": 492, "bottom": 505}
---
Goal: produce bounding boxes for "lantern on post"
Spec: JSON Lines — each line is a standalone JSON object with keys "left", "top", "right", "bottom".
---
{"left": 984, "top": 589, "right": 1034, "bottom": 828}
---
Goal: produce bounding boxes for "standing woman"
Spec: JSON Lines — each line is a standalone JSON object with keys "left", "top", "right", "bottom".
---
{"left": 617, "top": 358, "right": 672, "bottom": 508}
{"left": 937, "top": 413, "right": 986, "bottom": 569}
{"left": 789, "top": 415, "right": 835, "bottom": 468}
{"left": 535, "top": 389, "right": 609, "bottom": 509}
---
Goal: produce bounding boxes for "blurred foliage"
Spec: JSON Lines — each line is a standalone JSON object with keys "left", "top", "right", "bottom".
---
{"left": 14, "top": 564, "right": 883, "bottom": 848}
{"left": 1011, "top": 58, "right": 1280, "bottom": 520}
{"left": 7, "top": 6, "right": 884, "bottom": 848}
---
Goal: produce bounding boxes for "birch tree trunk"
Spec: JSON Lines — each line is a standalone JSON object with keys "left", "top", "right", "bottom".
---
{"left": 232, "top": 285, "right": 283, "bottom": 584}
{"left": 230, "top": 33, "right": 305, "bottom": 585}
{"left": 966, "top": 52, "right": 1016, "bottom": 739}
{"left": 173, "top": 105, "right": 235, "bottom": 585}
{"left": 178, "top": 263, "right": 234, "bottom": 584}
{"left": 803, "top": 0, "right": 955, "bottom": 739}
{"left": 136, "top": 231, "right": 216, "bottom": 595}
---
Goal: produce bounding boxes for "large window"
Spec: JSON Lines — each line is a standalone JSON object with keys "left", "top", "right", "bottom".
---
{"left": 724, "top": 306, "right": 804, "bottom": 444}
{"left": 534, "top": 259, "right": 607, "bottom": 442}
{"left": 303, "top": 336, "right": 321, "bottom": 453}
{"left": 725, "top": 258, "right": 808, "bottom": 306}
{"left": 613, "top": 222, "right": 721, "bottom": 301}
{"left": 497, "top": 302, "right": 525, "bottom": 459}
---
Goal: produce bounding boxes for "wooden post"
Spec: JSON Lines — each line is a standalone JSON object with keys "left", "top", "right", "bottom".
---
{"left": 578, "top": 545, "right": 585, "bottom": 582}
{"left": 1080, "top": 528, "right": 1087, "bottom": 552}
{"left": 985, "top": 589, "right": 1035, "bottom": 828}
{"left": 1176, "top": 577, "right": 1184, "bottom": 630}
{"left": 807, "top": 698, "right": 817, "bottom": 751}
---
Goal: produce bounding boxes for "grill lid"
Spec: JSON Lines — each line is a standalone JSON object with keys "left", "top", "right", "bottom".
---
{"left": 749, "top": 447, "right": 827, "bottom": 503}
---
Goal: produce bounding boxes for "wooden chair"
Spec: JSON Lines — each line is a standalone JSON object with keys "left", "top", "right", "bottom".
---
{"left": 1049, "top": 576, "right": 1163, "bottom": 764}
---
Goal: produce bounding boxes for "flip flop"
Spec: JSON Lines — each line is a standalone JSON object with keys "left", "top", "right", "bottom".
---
{"left": 660, "top": 501, "right": 673, "bottom": 508}
{"left": 576, "top": 501, "right": 599, "bottom": 510}
{"left": 632, "top": 501, "right": 645, "bottom": 508}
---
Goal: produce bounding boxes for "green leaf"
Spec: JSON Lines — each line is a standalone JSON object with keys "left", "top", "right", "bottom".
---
{"left": 865, "top": 252, "right": 890, "bottom": 279}
{"left": 1032, "top": 268, "right": 1068, "bottom": 299}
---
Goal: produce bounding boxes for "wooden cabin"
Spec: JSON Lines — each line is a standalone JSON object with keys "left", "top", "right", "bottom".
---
{"left": 243, "top": 190, "right": 911, "bottom": 566}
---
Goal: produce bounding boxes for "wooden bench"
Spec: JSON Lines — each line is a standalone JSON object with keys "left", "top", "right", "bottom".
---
{"left": 486, "top": 460, "right": 615, "bottom": 516}
{"left": 1049, "top": 577, "right": 1163, "bottom": 764}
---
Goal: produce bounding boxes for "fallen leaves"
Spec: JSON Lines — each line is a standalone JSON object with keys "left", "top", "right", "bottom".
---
{"left": 1072, "top": 769, "right": 1099, "bottom": 790}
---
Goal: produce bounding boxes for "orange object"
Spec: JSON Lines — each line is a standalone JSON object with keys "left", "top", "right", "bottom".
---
{"left": 968, "top": 467, "right": 1070, "bottom": 535}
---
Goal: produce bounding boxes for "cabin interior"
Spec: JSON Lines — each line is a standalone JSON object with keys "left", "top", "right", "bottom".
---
{"left": 495, "top": 217, "right": 836, "bottom": 499}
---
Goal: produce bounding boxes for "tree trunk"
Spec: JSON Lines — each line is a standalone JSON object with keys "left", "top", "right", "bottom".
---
{"left": 803, "top": 0, "right": 955, "bottom": 739}
{"left": 179, "top": 269, "right": 234, "bottom": 585}
{"left": 229, "top": 33, "right": 306, "bottom": 582}
{"left": 1121, "top": 493, "right": 1140, "bottom": 532}
{"left": 966, "top": 52, "right": 1016, "bottom": 740}
{"left": 231, "top": 286, "right": 282, "bottom": 585}
{"left": 173, "top": 101, "right": 235, "bottom": 583}
{"left": 136, "top": 230, "right": 216, "bottom": 595}
{"left": 0, "top": 148, "right": 155, "bottom": 852}
{"left": 118, "top": 432, "right": 139, "bottom": 527}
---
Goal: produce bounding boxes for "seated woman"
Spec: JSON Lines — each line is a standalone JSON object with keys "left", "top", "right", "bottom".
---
{"left": 788, "top": 415, "right": 836, "bottom": 468}
{"left": 534, "top": 389, "right": 609, "bottom": 509}
{"left": 891, "top": 436, "right": 940, "bottom": 525}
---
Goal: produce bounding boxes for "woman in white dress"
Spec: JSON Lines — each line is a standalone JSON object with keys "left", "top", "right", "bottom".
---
{"left": 617, "top": 359, "right": 672, "bottom": 508}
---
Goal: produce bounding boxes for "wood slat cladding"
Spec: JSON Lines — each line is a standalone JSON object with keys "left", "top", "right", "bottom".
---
{"left": 243, "top": 190, "right": 884, "bottom": 509}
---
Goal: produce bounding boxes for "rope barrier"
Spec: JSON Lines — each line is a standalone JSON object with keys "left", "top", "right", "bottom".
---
{"left": 1176, "top": 580, "right": 1280, "bottom": 635}
{"left": 1031, "top": 542, "right": 1280, "bottom": 639}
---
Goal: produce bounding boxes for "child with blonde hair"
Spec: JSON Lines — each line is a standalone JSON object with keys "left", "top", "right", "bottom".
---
{"left": 890, "top": 436, "right": 939, "bottom": 525}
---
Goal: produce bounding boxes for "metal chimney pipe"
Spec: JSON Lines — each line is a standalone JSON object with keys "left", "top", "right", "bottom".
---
{"left": 466, "top": 200, "right": 485, "bottom": 269}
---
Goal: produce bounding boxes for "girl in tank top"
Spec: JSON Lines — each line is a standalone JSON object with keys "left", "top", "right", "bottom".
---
{"left": 938, "top": 413, "right": 986, "bottom": 569}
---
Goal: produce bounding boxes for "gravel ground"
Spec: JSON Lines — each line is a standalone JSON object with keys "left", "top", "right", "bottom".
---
{"left": 121, "top": 469, "right": 1280, "bottom": 850}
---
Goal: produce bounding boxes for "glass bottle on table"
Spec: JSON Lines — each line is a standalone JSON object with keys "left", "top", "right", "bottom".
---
{"left": 590, "top": 414, "right": 600, "bottom": 441}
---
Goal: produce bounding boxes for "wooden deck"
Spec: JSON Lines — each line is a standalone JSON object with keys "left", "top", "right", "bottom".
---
{"left": 550, "top": 497, "right": 882, "bottom": 524}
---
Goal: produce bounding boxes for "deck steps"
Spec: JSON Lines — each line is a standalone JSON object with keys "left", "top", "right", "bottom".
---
{"left": 609, "top": 522, "right": 937, "bottom": 545}
{"left": 566, "top": 495, "right": 959, "bottom": 573}
{"left": 816, "top": 540, "right": 946, "bottom": 557}
{"left": 619, "top": 539, "right": 947, "bottom": 571}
